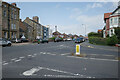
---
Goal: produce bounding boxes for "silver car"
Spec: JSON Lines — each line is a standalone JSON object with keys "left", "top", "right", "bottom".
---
{"left": 0, "top": 38, "right": 12, "bottom": 47}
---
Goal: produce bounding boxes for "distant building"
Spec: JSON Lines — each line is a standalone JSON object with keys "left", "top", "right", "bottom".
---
{"left": 53, "top": 31, "right": 61, "bottom": 38}
{"left": 19, "top": 19, "right": 33, "bottom": 41}
{"left": 97, "top": 29, "right": 102, "bottom": 33}
{"left": 24, "top": 17, "right": 42, "bottom": 39}
{"left": 42, "top": 25, "right": 49, "bottom": 39}
{"left": 2, "top": 2, "right": 20, "bottom": 39}
{"left": 0, "top": 1, "right": 2, "bottom": 38}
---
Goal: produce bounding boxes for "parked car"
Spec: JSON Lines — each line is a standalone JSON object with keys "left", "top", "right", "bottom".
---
{"left": 21, "top": 38, "right": 29, "bottom": 42}
{"left": 66, "top": 38, "right": 72, "bottom": 41}
{"left": 0, "top": 38, "right": 12, "bottom": 47}
{"left": 38, "top": 39, "right": 49, "bottom": 44}
{"left": 11, "top": 38, "right": 22, "bottom": 43}
{"left": 75, "top": 37, "right": 83, "bottom": 43}
{"left": 54, "top": 37, "right": 63, "bottom": 42}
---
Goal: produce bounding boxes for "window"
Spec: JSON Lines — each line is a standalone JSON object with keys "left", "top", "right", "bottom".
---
{"left": 14, "top": 14, "right": 16, "bottom": 19}
{"left": 114, "top": 17, "right": 118, "bottom": 24}
{"left": 14, "top": 8, "right": 16, "bottom": 12}
{"left": 11, "top": 24, "right": 14, "bottom": 29}
{"left": 3, "top": 10, "right": 6, "bottom": 17}
{"left": 110, "top": 18, "right": 113, "bottom": 25}
{"left": 4, "top": 32, "right": 7, "bottom": 38}
{"left": 14, "top": 24, "right": 16, "bottom": 29}
{"left": 11, "top": 13, "right": 14, "bottom": 18}
{"left": 4, "top": 4, "right": 7, "bottom": 7}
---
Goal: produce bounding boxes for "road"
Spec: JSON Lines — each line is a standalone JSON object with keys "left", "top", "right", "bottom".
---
{"left": 2, "top": 41, "right": 119, "bottom": 78}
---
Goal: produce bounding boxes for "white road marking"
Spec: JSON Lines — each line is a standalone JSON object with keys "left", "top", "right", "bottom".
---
{"left": 11, "top": 58, "right": 17, "bottom": 61}
{"left": 61, "top": 53, "right": 70, "bottom": 56}
{"left": 22, "top": 66, "right": 90, "bottom": 77}
{"left": 22, "top": 67, "right": 42, "bottom": 76}
{"left": 66, "top": 56, "right": 118, "bottom": 62}
{"left": 3, "top": 63, "right": 8, "bottom": 65}
{"left": 33, "top": 54, "right": 37, "bottom": 56}
{"left": 28, "top": 55, "right": 32, "bottom": 57}
{"left": 14, "top": 59, "right": 21, "bottom": 62}
{"left": 44, "top": 75, "right": 77, "bottom": 78}
{"left": 19, "top": 56, "right": 25, "bottom": 59}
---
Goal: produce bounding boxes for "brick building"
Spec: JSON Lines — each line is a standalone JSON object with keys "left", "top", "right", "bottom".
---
{"left": 2, "top": 2, "right": 20, "bottom": 39}
{"left": 103, "top": 3, "right": 120, "bottom": 38}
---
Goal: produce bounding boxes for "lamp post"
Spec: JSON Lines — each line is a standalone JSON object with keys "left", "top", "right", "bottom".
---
{"left": 82, "top": 24, "right": 86, "bottom": 37}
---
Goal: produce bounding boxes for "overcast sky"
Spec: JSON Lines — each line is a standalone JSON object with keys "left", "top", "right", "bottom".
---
{"left": 14, "top": 2, "right": 118, "bottom": 36}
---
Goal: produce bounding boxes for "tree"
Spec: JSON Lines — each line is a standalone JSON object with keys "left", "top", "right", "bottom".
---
{"left": 88, "top": 32, "right": 102, "bottom": 37}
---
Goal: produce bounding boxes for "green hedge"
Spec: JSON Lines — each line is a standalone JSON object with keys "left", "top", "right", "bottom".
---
{"left": 89, "top": 37, "right": 107, "bottom": 45}
{"left": 89, "top": 35, "right": 118, "bottom": 46}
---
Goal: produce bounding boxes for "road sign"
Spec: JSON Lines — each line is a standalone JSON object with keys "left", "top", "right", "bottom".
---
{"left": 76, "top": 44, "right": 80, "bottom": 55}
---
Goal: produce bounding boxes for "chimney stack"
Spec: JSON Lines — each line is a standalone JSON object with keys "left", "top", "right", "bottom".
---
{"left": 11, "top": 3, "right": 17, "bottom": 6}
{"left": 33, "top": 16, "right": 39, "bottom": 23}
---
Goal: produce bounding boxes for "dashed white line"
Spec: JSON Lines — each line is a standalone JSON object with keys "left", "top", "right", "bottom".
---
{"left": 11, "top": 58, "right": 17, "bottom": 61}
{"left": 66, "top": 56, "right": 118, "bottom": 62}
{"left": 61, "top": 53, "right": 70, "bottom": 56}
{"left": 14, "top": 59, "right": 21, "bottom": 62}
{"left": 19, "top": 56, "right": 25, "bottom": 59}
{"left": 3, "top": 63, "right": 9, "bottom": 65}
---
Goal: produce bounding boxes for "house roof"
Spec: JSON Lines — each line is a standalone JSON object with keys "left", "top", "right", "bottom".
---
{"left": 104, "top": 12, "right": 112, "bottom": 19}
{"left": 53, "top": 31, "right": 61, "bottom": 35}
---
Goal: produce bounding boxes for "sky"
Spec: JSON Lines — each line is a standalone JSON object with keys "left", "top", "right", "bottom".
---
{"left": 10, "top": 2, "right": 118, "bottom": 36}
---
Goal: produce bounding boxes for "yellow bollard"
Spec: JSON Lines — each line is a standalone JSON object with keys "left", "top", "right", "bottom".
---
{"left": 76, "top": 44, "right": 80, "bottom": 55}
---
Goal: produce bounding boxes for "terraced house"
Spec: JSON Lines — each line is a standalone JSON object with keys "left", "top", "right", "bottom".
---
{"left": 24, "top": 16, "right": 42, "bottom": 40}
{"left": 2, "top": 2, "right": 20, "bottom": 39}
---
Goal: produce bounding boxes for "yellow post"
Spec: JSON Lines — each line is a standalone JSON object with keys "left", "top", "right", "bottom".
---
{"left": 76, "top": 44, "right": 80, "bottom": 55}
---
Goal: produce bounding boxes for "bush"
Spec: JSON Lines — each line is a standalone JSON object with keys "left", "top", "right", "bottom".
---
{"left": 106, "top": 35, "right": 118, "bottom": 46}
{"left": 89, "top": 37, "right": 107, "bottom": 45}
{"left": 88, "top": 32, "right": 102, "bottom": 37}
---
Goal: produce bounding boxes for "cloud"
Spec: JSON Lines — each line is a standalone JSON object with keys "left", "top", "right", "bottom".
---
{"left": 68, "top": 12, "right": 105, "bottom": 35}
{"left": 91, "top": 3, "right": 103, "bottom": 8}
{"left": 86, "top": 3, "right": 103, "bottom": 11}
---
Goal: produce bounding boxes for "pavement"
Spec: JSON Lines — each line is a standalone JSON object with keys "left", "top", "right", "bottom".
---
{"left": 2, "top": 41, "right": 119, "bottom": 78}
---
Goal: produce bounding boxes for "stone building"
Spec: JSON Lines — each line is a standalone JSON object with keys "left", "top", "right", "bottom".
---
{"left": 2, "top": 2, "right": 20, "bottom": 39}
{"left": 19, "top": 19, "right": 33, "bottom": 41}
{"left": 24, "top": 17, "right": 42, "bottom": 40}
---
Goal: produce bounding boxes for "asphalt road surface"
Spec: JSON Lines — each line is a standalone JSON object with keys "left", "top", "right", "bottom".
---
{"left": 2, "top": 41, "right": 119, "bottom": 78}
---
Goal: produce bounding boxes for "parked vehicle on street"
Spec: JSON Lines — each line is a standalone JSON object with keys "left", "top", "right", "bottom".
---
{"left": 11, "top": 38, "right": 22, "bottom": 43}
{"left": 54, "top": 37, "right": 63, "bottom": 42}
{"left": 75, "top": 37, "right": 84, "bottom": 43}
{"left": 21, "top": 38, "right": 29, "bottom": 42}
{"left": 0, "top": 38, "right": 12, "bottom": 47}
{"left": 38, "top": 39, "right": 49, "bottom": 44}
{"left": 66, "top": 38, "right": 72, "bottom": 41}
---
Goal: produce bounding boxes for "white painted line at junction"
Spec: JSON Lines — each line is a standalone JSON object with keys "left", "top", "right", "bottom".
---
{"left": 22, "top": 66, "right": 95, "bottom": 78}
{"left": 3, "top": 63, "right": 9, "bottom": 65}
{"left": 33, "top": 54, "right": 37, "bottom": 56}
{"left": 11, "top": 58, "right": 17, "bottom": 61}
{"left": 23, "top": 67, "right": 42, "bottom": 76}
{"left": 14, "top": 59, "right": 21, "bottom": 62}
{"left": 61, "top": 53, "right": 70, "bottom": 56}
{"left": 19, "top": 56, "right": 25, "bottom": 59}
{"left": 28, "top": 55, "right": 32, "bottom": 57}
{"left": 66, "top": 56, "right": 118, "bottom": 62}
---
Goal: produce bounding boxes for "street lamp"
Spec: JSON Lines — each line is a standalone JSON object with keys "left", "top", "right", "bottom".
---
{"left": 82, "top": 24, "right": 86, "bottom": 37}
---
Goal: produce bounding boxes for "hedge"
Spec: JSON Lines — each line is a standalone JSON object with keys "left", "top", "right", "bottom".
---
{"left": 89, "top": 37, "right": 107, "bottom": 45}
{"left": 89, "top": 35, "right": 118, "bottom": 46}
